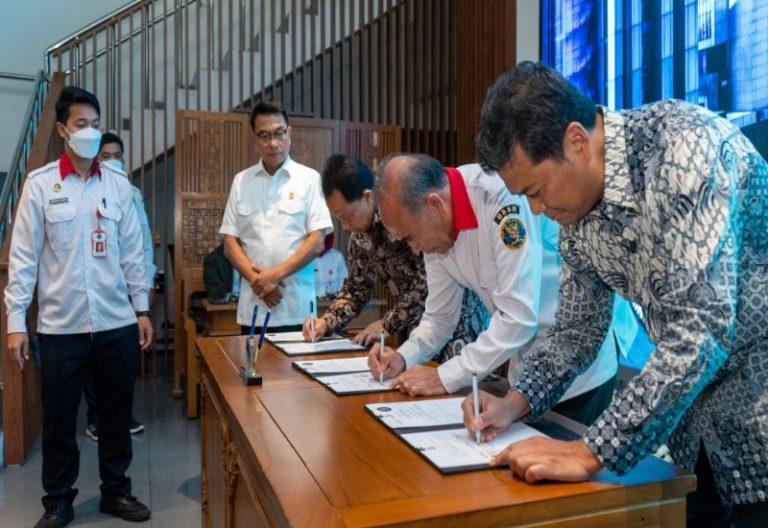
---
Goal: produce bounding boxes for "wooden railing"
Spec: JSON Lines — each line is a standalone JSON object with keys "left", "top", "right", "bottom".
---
{"left": 1, "top": 73, "right": 67, "bottom": 466}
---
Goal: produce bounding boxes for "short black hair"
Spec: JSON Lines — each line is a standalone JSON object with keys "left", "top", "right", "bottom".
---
{"left": 99, "top": 132, "right": 124, "bottom": 153}
{"left": 56, "top": 86, "right": 101, "bottom": 124}
{"left": 374, "top": 153, "right": 446, "bottom": 212}
{"left": 249, "top": 100, "right": 289, "bottom": 131}
{"left": 321, "top": 154, "right": 374, "bottom": 202}
{"left": 476, "top": 61, "right": 597, "bottom": 171}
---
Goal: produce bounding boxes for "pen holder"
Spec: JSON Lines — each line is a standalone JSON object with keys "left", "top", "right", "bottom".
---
{"left": 240, "top": 336, "right": 263, "bottom": 386}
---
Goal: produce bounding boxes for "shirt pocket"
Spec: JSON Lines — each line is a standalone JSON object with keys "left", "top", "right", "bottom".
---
{"left": 275, "top": 197, "right": 306, "bottom": 236}
{"left": 44, "top": 205, "right": 77, "bottom": 251}
{"left": 236, "top": 197, "right": 259, "bottom": 217}
{"left": 97, "top": 201, "right": 122, "bottom": 247}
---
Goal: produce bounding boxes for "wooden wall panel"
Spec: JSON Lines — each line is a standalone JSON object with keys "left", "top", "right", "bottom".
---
{"left": 174, "top": 111, "right": 252, "bottom": 395}
{"left": 455, "top": 0, "right": 518, "bottom": 164}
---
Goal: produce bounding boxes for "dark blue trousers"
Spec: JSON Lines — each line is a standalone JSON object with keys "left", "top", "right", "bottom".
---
{"left": 39, "top": 324, "right": 138, "bottom": 503}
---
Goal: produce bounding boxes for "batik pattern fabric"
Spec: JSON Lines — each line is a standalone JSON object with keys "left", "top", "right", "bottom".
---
{"left": 321, "top": 210, "right": 426, "bottom": 336}
{"left": 322, "top": 211, "right": 488, "bottom": 360}
{"left": 514, "top": 100, "right": 768, "bottom": 504}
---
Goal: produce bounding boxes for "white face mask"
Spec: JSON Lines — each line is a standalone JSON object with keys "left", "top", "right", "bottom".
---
{"left": 102, "top": 158, "right": 125, "bottom": 172}
{"left": 64, "top": 126, "right": 102, "bottom": 159}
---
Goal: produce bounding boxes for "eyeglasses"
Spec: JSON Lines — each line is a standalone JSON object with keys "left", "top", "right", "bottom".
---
{"left": 255, "top": 128, "right": 288, "bottom": 145}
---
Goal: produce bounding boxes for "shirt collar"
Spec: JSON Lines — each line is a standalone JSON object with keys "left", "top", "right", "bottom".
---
{"left": 59, "top": 152, "right": 102, "bottom": 180}
{"left": 600, "top": 107, "right": 638, "bottom": 212}
{"left": 445, "top": 167, "right": 478, "bottom": 240}
{"left": 255, "top": 155, "right": 291, "bottom": 178}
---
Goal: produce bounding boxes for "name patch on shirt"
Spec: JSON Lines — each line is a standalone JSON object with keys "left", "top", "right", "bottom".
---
{"left": 49, "top": 197, "right": 69, "bottom": 205}
{"left": 494, "top": 204, "right": 520, "bottom": 225}
{"left": 500, "top": 217, "right": 526, "bottom": 250}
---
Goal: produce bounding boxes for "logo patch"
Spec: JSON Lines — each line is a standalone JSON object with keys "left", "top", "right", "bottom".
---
{"left": 49, "top": 197, "right": 69, "bottom": 205}
{"left": 52, "top": 183, "right": 61, "bottom": 193}
{"left": 494, "top": 204, "right": 520, "bottom": 225}
{"left": 500, "top": 217, "right": 526, "bottom": 250}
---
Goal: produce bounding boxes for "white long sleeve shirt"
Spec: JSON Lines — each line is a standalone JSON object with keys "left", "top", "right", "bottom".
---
{"left": 5, "top": 154, "right": 149, "bottom": 335}
{"left": 219, "top": 157, "right": 333, "bottom": 326}
{"left": 398, "top": 164, "right": 617, "bottom": 397}
{"left": 130, "top": 186, "right": 156, "bottom": 289}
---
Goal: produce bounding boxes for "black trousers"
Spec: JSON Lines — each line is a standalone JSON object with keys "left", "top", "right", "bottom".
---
{"left": 83, "top": 367, "right": 99, "bottom": 427}
{"left": 687, "top": 441, "right": 768, "bottom": 527}
{"left": 240, "top": 324, "right": 303, "bottom": 336}
{"left": 551, "top": 375, "right": 616, "bottom": 427}
{"left": 39, "top": 324, "right": 138, "bottom": 503}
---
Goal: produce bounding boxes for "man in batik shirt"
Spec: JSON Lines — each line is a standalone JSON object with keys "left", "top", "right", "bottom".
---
{"left": 463, "top": 61, "right": 768, "bottom": 527}
{"left": 303, "top": 154, "right": 488, "bottom": 355}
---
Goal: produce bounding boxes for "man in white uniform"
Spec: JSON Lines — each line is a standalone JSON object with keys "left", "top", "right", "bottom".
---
{"left": 370, "top": 154, "right": 621, "bottom": 425}
{"left": 5, "top": 87, "right": 152, "bottom": 527}
{"left": 219, "top": 101, "right": 333, "bottom": 333}
{"left": 77, "top": 132, "right": 154, "bottom": 441}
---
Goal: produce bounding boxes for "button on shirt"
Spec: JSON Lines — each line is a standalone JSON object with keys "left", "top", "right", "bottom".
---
{"left": 5, "top": 153, "right": 150, "bottom": 335}
{"left": 398, "top": 164, "right": 618, "bottom": 395}
{"left": 219, "top": 157, "right": 333, "bottom": 326}
{"left": 514, "top": 101, "right": 768, "bottom": 504}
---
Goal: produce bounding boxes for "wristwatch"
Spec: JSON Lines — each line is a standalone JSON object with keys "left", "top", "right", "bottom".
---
{"left": 135, "top": 311, "right": 151, "bottom": 318}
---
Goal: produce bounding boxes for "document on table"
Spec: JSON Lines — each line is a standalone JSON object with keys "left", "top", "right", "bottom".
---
{"left": 266, "top": 331, "right": 345, "bottom": 343}
{"left": 365, "top": 398, "right": 465, "bottom": 430}
{"left": 317, "top": 372, "right": 396, "bottom": 395}
{"left": 276, "top": 339, "right": 366, "bottom": 356}
{"left": 293, "top": 356, "right": 370, "bottom": 375}
{"left": 400, "top": 423, "right": 549, "bottom": 474}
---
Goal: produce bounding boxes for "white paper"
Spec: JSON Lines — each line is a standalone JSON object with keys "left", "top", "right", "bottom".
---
{"left": 266, "top": 331, "right": 344, "bottom": 343}
{"left": 293, "top": 356, "right": 370, "bottom": 375}
{"left": 318, "top": 372, "right": 396, "bottom": 394}
{"left": 277, "top": 339, "right": 366, "bottom": 356}
{"left": 365, "top": 398, "right": 465, "bottom": 429}
{"left": 400, "top": 423, "right": 548, "bottom": 471}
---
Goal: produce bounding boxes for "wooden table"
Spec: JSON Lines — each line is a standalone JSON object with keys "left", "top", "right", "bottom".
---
{"left": 200, "top": 297, "right": 388, "bottom": 336}
{"left": 197, "top": 335, "right": 695, "bottom": 527}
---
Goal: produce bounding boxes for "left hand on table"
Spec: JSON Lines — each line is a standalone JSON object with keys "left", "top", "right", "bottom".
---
{"left": 393, "top": 365, "right": 448, "bottom": 396}
{"left": 353, "top": 319, "right": 387, "bottom": 346}
{"left": 491, "top": 437, "right": 603, "bottom": 483}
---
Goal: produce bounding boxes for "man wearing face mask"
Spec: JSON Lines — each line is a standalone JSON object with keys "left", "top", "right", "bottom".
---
{"left": 77, "top": 132, "right": 155, "bottom": 442}
{"left": 5, "top": 87, "right": 152, "bottom": 526}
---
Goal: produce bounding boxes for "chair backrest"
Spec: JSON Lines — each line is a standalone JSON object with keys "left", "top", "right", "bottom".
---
{"left": 182, "top": 268, "right": 206, "bottom": 314}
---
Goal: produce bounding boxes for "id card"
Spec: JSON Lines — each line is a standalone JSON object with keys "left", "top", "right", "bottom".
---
{"left": 91, "top": 230, "right": 107, "bottom": 257}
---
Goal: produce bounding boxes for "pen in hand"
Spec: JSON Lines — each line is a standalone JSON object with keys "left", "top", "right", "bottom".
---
{"left": 378, "top": 330, "right": 385, "bottom": 385}
{"left": 309, "top": 300, "right": 315, "bottom": 342}
{"left": 472, "top": 373, "right": 481, "bottom": 445}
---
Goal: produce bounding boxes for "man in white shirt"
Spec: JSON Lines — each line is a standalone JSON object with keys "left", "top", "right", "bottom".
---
{"left": 76, "top": 132, "right": 155, "bottom": 442}
{"left": 219, "top": 101, "right": 333, "bottom": 334}
{"left": 313, "top": 233, "right": 347, "bottom": 297}
{"left": 5, "top": 87, "right": 152, "bottom": 526}
{"left": 369, "top": 154, "right": 620, "bottom": 426}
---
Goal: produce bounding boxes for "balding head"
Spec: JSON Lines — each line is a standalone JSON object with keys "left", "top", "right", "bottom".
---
{"left": 374, "top": 153, "right": 455, "bottom": 255}
{"left": 375, "top": 153, "right": 447, "bottom": 212}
